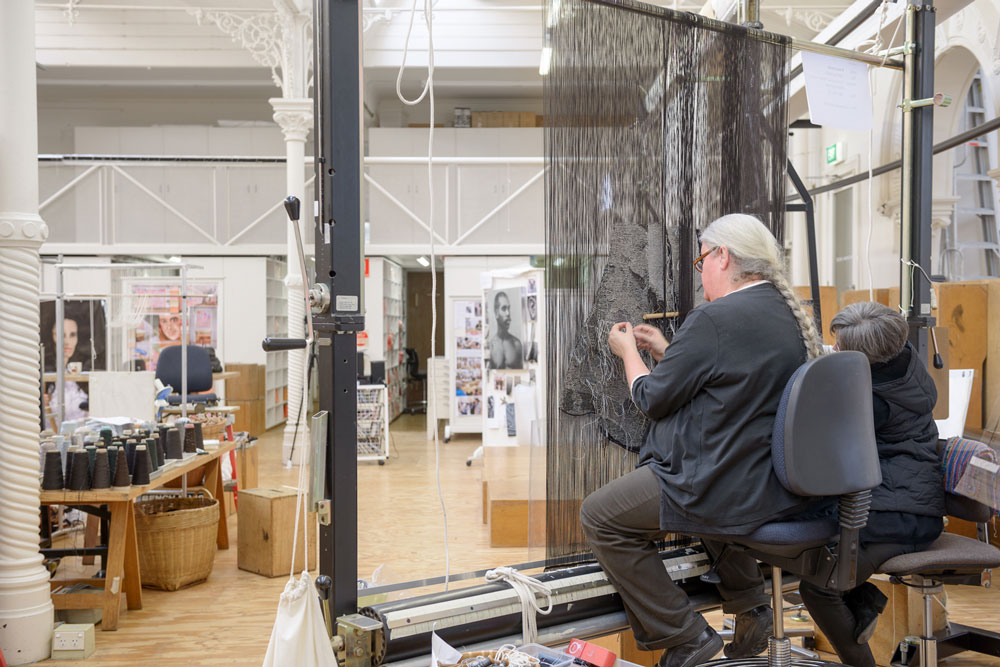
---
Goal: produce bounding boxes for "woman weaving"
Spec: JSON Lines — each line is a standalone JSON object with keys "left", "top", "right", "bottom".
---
{"left": 581, "top": 213, "right": 826, "bottom": 667}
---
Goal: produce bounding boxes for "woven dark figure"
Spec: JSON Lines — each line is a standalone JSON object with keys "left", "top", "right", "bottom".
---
{"left": 545, "top": 0, "right": 790, "bottom": 557}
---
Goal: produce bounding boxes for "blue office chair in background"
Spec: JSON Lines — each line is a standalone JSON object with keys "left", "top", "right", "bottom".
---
{"left": 155, "top": 345, "right": 218, "bottom": 405}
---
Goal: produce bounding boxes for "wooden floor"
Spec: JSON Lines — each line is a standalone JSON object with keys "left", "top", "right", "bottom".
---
{"left": 39, "top": 414, "right": 1000, "bottom": 665}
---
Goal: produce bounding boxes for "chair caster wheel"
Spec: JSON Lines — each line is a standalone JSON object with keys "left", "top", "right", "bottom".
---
{"left": 378, "top": 460, "right": 386, "bottom": 466}
{"left": 466, "top": 459, "right": 472, "bottom": 467}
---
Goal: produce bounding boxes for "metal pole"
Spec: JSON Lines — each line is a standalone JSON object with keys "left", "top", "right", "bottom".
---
{"left": 921, "top": 587, "right": 937, "bottom": 666}
{"left": 181, "top": 264, "right": 188, "bottom": 420}
{"left": 791, "top": 37, "right": 904, "bottom": 70}
{"left": 772, "top": 566, "right": 784, "bottom": 640}
{"left": 899, "top": 0, "right": 936, "bottom": 359}
{"left": 316, "top": 0, "right": 364, "bottom": 619}
{"left": 55, "top": 265, "right": 65, "bottom": 426}
{"left": 743, "top": 0, "right": 762, "bottom": 28}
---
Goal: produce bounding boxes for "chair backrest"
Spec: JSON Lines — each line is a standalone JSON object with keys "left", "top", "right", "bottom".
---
{"left": 155, "top": 345, "right": 214, "bottom": 393}
{"left": 772, "top": 351, "right": 881, "bottom": 497}
{"left": 404, "top": 348, "right": 419, "bottom": 376}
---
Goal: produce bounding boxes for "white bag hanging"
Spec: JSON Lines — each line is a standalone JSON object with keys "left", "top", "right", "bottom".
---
{"left": 262, "top": 434, "right": 336, "bottom": 667}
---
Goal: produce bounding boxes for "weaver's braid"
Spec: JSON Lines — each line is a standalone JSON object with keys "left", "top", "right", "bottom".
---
{"left": 768, "top": 272, "right": 825, "bottom": 359}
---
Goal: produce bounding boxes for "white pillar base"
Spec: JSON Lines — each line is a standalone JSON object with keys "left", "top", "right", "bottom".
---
{"left": 0, "top": 567, "right": 54, "bottom": 665}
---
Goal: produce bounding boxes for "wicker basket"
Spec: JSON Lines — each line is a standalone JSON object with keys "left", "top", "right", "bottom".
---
{"left": 186, "top": 414, "right": 228, "bottom": 441}
{"left": 134, "top": 496, "right": 219, "bottom": 591}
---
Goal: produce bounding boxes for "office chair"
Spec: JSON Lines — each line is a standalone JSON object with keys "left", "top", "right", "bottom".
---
{"left": 696, "top": 351, "right": 882, "bottom": 667}
{"left": 155, "top": 345, "right": 218, "bottom": 405}
{"left": 404, "top": 348, "right": 427, "bottom": 414}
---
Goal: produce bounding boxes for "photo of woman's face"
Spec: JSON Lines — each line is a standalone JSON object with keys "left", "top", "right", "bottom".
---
{"left": 53, "top": 318, "right": 78, "bottom": 360}
{"left": 159, "top": 314, "right": 183, "bottom": 342}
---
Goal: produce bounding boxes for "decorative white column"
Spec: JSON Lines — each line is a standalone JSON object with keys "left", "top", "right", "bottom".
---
{"left": 193, "top": 1, "right": 314, "bottom": 463}
{"left": 0, "top": 2, "right": 56, "bottom": 664}
{"left": 272, "top": 99, "right": 313, "bottom": 464}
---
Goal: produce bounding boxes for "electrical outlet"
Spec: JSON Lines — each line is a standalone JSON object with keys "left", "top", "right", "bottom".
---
{"left": 53, "top": 632, "right": 84, "bottom": 650}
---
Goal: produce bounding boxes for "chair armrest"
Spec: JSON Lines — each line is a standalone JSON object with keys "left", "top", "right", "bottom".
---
{"left": 830, "top": 489, "right": 872, "bottom": 591}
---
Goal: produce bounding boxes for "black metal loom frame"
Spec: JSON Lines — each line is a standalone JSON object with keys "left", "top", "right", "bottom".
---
{"left": 309, "top": 0, "right": 941, "bottom": 642}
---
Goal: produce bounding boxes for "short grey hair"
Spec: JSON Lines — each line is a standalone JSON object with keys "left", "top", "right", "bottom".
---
{"left": 829, "top": 302, "right": 908, "bottom": 364}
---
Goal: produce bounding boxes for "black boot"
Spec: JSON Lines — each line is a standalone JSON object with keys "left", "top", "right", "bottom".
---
{"left": 657, "top": 627, "right": 724, "bottom": 667}
{"left": 724, "top": 605, "right": 773, "bottom": 658}
{"left": 845, "top": 582, "right": 888, "bottom": 644}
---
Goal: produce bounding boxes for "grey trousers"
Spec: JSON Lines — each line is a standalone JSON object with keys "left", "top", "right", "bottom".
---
{"left": 580, "top": 465, "right": 769, "bottom": 651}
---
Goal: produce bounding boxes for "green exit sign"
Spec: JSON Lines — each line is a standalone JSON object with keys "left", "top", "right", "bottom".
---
{"left": 826, "top": 142, "right": 844, "bottom": 165}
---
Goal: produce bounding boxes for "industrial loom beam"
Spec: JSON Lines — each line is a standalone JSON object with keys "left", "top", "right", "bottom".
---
{"left": 314, "top": 0, "right": 364, "bottom": 620}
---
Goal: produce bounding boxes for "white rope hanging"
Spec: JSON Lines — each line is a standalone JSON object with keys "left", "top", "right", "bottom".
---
{"left": 484, "top": 567, "right": 553, "bottom": 645}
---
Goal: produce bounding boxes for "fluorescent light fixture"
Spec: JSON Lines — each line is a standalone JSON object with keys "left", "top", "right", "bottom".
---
{"left": 539, "top": 47, "right": 552, "bottom": 76}
{"left": 168, "top": 255, "right": 182, "bottom": 263}
{"left": 416, "top": 256, "right": 430, "bottom": 267}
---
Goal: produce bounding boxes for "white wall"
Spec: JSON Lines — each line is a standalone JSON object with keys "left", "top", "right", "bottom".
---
{"left": 185, "top": 256, "right": 268, "bottom": 366}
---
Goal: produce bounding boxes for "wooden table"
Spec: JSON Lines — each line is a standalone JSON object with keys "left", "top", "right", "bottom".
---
{"left": 40, "top": 439, "right": 239, "bottom": 630}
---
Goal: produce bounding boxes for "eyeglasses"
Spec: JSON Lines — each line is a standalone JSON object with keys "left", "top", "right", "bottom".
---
{"left": 693, "top": 246, "right": 719, "bottom": 273}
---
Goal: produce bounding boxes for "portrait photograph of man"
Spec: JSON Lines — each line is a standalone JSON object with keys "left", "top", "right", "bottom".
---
{"left": 485, "top": 287, "right": 525, "bottom": 369}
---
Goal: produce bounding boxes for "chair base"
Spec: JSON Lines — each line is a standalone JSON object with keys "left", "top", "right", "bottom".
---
{"left": 889, "top": 622, "right": 1000, "bottom": 666}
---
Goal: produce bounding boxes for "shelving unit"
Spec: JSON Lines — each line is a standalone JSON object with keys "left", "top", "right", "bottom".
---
{"left": 383, "top": 260, "right": 407, "bottom": 420}
{"left": 264, "top": 257, "right": 288, "bottom": 429}
{"left": 357, "top": 384, "right": 389, "bottom": 464}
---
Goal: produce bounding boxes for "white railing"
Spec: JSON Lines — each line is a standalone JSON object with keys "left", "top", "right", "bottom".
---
{"left": 38, "top": 154, "right": 545, "bottom": 256}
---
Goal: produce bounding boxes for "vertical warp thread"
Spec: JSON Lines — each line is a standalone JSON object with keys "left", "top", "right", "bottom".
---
{"left": 544, "top": 0, "right": 791, "bottom": 559}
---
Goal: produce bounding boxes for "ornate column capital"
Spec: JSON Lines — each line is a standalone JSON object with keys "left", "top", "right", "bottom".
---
{"left": 0, "top": 213, "right": 49, "bottom": 249}
{"left": 930, "top": 195, "right": 961, "bottom": 232}
{"left": 270, "top": 97, "right": 313, "bottom": 143}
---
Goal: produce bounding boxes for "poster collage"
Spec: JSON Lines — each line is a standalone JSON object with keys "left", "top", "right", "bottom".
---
{"left": 126, "top": 281, "right": 220, "bottom": 373}
{"left": 482, "top": 278, "right": 538, "bottom": 432}
{"left": 454, "top": 300, "right": 483, "bottom": 416}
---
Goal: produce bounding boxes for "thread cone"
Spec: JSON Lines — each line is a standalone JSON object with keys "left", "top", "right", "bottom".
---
{"left": 193, "top": 421, "right": 204, "bottom": 450}
{"left": 152, "top": 434, "right": 164, "bottom": 467}
{"left": 42, "top": 450, "right": 64, "bottom": 490}
{"left": 126, "top": 440, "right": 138, "bottom": 474}
{"left": 132, "top": 445, "right": 151, "bottom": 486}
{"left": 145, "top": 438, "right": 159, "bottom": 471}
{"left": 92, "top": 449, "right": 111, "bottom": 489}
{"left": 100, "top": 428, "right": 113, "bottom": 447}
{"left": 183, "top": 424, "right": 197, "bottom": 453}
{"left": 166, "top": 428, "right": 183, "bottom": 459}
{"left": 68, "top": 450, "right": 91, "bottom": 491}
{"left": 85, "top": 445, "right": 97, "bottom": 478}
{"left": 111, "top": 447, "right": 131, "bottom": 489}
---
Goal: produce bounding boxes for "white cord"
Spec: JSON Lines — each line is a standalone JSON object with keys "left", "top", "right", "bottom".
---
{"left": 395, "top": 0, "right": 450, "bottom": 590}
{"left": 494, "top": 645, "right": 541, "bottom": 666}
{"left": 485, "top": 567, "right": 553, "bottom": 645}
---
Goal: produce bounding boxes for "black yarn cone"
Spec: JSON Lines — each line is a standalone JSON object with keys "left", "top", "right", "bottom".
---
{"left": 100, "top": 428, "right": 113, "bottom": 447}
{"left": 107, "top": 446, "right": 119, "bottom": 476}
{"left": 42, "top": 450, "right": 64, "bottom": 490}
{"left": 158, "top": 424, "right": 170, "bottom": 446}
{"left": 92, "top": 449, "right": 111, "bottom": 489}
{"left": 126, "top": 440, "right": 138, "bottom": 475}
{"left": 145, "top": 438, "right": 159, "bottom": 471}
{"left": 183, "top": 424, "right": 197, "bottom": 453}
{"left": 68, "top": 450, "right": 91, "bottom": 491}
{"left": 152, "top": 435, "right": 164, "bottom": 468}
{"left": 64, "top": 448, "right": 76, "bottom": 488}
{"left": 111, "top": 448, "right": 131, "bottom": 488}
{"left": 85, "top": 445, "right": 97, "bottom": 478}
{"left": 166, "top": 428, "right": 183, "bottom": 459}
{"left": 131, "top": 445, "right": 151, "bottom": 486}
{"left": 193, "top": 421, "right": 204, "bottom": 450}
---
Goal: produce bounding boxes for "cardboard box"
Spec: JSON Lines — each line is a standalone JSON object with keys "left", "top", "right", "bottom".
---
{"left": 813, "top": 576, "right": 947, "bottom": 666}
{"left": 230, "top": 399, "right": 265, "bottom": 436}
{"left": 238, "top": 488, "right": 318, "bottom": 577}
{"left": 225, "top": 364, "right": 265, "bottom": 401}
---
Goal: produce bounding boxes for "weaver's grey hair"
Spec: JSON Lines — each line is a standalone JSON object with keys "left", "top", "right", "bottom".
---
{"left": 700, "top": 213, "right": 824, "bottom": 359}
{"left": 829, "top": 302, "right": 908, "bottom": 364}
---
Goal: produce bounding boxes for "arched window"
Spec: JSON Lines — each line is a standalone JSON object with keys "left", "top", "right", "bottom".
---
{"left": 945, "top": 69, "right": 999, "bottom": 279}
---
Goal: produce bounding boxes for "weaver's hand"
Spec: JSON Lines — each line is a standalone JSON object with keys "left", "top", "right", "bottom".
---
{"left": 633, "top": 324, "right": 669, "bottom": 362}
{"left": 607, "top": 322, "right": 637, "bottom": 359}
